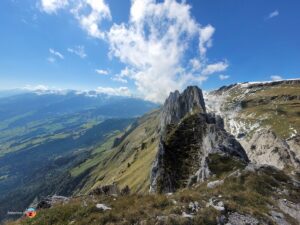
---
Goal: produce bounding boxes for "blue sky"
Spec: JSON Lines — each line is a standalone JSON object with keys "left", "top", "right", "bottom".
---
{"left": 0, "top": 0, "right": 299, "bottom": 102}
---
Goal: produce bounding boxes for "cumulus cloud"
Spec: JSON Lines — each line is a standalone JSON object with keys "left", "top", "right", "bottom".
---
{"left": 267, "top": 10, "right": 279, "bottom": 19}
{"left": 67, "top": 45, "right": 87, "bottom": 58}
{"left": 270, "top": 75, "right": 283, "bottom": 81}
{"left": 71, "top": 0, "right": 111, "bottom": 39}
{"left": 40, "top": 0, "right": 111, "bottom": 39}
{"left": 202, "top": 61, "right": 228, "bottom": 76}
{"left": 49, "top": 48, "right": 64, "bottom": 59}
{"left": 40, "top": 0, "right": 69, "bottom": 14}
{"left": 95, "top": 69, "right": 109, "bottom": 75}
{"left": 107, "top": 0, "right": 227, "bottom": 102}
{"left": 219, "top": 74, "right": 230, "bottom": 80}
{"left": 95, "top": 86, "right": 131, "bottom": 96}
{"left": 199, "top": 25, "right": 215, "bottom": 56}
{"left": 40, "top": 0, "right": 228, "bottom": 102}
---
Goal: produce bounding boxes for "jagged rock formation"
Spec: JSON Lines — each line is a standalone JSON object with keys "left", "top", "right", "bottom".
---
{"left": 150, "top": 86, "right": 249, "bottom": 193}
{"left": 241, "top": 129, "right": 300, "bottom": 169}
{"left": 159, "top": 87, "right": 206, "bottom": 132}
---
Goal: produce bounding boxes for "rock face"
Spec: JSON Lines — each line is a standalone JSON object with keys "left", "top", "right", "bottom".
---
{"left": 159, "top": 86, "right": 206, "bottom": 132}
{"left": 150, "top": 86, "right": 249, "bottom": 193}
{"left": 36, "top": 195, "right": 69, "bottom": 209}
{"left": 206, "top": 79, "right": 300, "bottom": 171}
{"left": 242, "top": 129, "right": 300, "bottom": 170}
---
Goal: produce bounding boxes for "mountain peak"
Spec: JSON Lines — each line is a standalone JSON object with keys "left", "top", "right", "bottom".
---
{"left": 160, "top": 86, "right": 206, "bottom": 131}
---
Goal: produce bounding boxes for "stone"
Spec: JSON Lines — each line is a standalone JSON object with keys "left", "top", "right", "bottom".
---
{"left": 226, "top": 212, "right": 259, "bottom": 225}
{"left": 188, "top": 201, "right": 199, "bottom": 212}
{"left": 36, "top": 195, "right": 69, "bottom": 209}
{"left": 241, "top": 129, "right": 300, "bottom": 170}
{"left": 96, "top": 203, "right": 111, "bottom": 211}
{"left": 269, "top": 210, "right": 290, "bottom": 225}
{"left": 278, "top": 199, "right": 300, "bottom": 223}
{"left": 182, "top": 212, "right": 194, "bottom": 218}
{"left": 207, "top": 197, "right": 225, "bottom": 211}
{"left": 207, "top": 180, "right": 224, "bottom": 189}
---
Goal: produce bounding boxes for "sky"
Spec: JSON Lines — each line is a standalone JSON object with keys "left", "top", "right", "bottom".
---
{"left": 0, "top": 0, "right": 299, "bottom": 102}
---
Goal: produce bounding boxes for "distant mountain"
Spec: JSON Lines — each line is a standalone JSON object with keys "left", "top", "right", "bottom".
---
{"left": 0, "top": 91, "right": 158, "bottom": 122}
{"left": 0, "top": 91, "right": 158, "bottom": 222}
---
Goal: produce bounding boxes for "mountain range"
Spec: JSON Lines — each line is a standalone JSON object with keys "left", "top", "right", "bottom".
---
{"left": 2, "top": 80, "right": 300, "bottom": 225}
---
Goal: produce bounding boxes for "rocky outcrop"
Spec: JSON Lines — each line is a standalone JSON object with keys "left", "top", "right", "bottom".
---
{"left": 278, "top": 199, "right": 300, "bottom": 223}
{"left": 287, "top": 135, "right": 300, "bottom": 163}
{"left": 159, "top": 86, "right": 206, "bottom": 133}
{"left": 150, "top": 86, "right": 249, "bottom": 193}
{"left": 36, "top": 195, "right": 69, "bottom": 209}
{"left": 226, "top": 212, "right": 260, "bottom": 225}
{"left": 241, "top": 129, "right": 300, "bottom": 170}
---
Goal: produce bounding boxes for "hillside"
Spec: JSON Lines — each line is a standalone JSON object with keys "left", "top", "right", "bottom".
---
{"left": 205, "top": 79, "right": 300, "bottom": 170}
{"left": 0, "top": 92, "right": 158, "bottom": 222}
{"left": 4, "top": 82, "right": 300, "bottom": 225}
{"left": 69, "top": 109, "right": 160, "bottom": 194}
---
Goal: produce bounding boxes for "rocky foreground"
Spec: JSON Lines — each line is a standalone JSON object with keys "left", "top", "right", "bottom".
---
{"left": 6, "top": 159, "right": 300, "bottom": 225}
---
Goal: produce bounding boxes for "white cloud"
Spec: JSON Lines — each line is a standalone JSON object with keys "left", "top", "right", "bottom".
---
{"left": 95, "top": 69, "right": 109, "bottom": 75}
{"left": 24, "top": 84, "right": 49, "bottom": 91}
{"left": 190, "top": 58, "right": 201, "bottom": 71}
{"left": 71, "top": 0, "right": 111, "bottom": 39}
{"left": 49, "top": 48, "right": 64, "bottom": 59}
{"left": 267, "top": 10, "right": 279, "bottom": 19}
{"left": 40, "top": 0, "right": 111, "bottom": 39}
{"left": 67, "top": 45, "right": 87, "bottom": 58}
{"left": 40, "top": 0, "right": 227, "bottom": 102}
{"left": 270, "top": 75, "right": 283, "bottom": 81}
{"left": 199, "top": 25, "right": 215, "bottom": 56}
{"left": 95, "top": 86, "right": 131, "bottom": 96}
{"left": 202, "top": 61, "right": 228, "bottom": 75}
{"left": 112, "top": 77, "right": 128, "bottom": 83}
{"left": 219, "top": 74, "right": 230, "bottom": 80}
{"left": 40, "top": 0, "right": 69, "bottom": 14}
{"left": 107, "top": 0, "right": 227, "bottom": 102}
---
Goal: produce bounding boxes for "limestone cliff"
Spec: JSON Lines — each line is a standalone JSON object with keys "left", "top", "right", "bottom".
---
{"left": 150, "top": 86, "right": 249, "bottom": 193}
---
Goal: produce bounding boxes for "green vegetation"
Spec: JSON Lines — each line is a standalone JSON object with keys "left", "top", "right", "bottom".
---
{"left": 207, "top": 154, "right": 246, "bottom": 178}
{"left": 71, "top": 110, "right": 160, "bottom": 194}
{"left": 6, "top": 156, "right": 299, "bottom": 225}
{"left": 222, "top": 83, "right": 300, "bottom": 139}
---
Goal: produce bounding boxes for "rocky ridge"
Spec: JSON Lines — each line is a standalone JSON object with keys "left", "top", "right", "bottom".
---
{"left": 205, "top": 79, "right": 300, "bottom": 171}
{"left": 150, "top": 86, "right": 249, "bottom": 193}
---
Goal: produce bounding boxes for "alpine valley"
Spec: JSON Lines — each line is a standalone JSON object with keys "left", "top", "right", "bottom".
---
{"left": 2, "top": 80, "right": 300, "bottom": 225}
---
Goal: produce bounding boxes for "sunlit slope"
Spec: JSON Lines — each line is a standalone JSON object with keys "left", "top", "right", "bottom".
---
{"left": 208, "top": 80, "right": 300, "bottom": 139}
{"left": 71, "top": 110, "right": 160, "bottom": 194}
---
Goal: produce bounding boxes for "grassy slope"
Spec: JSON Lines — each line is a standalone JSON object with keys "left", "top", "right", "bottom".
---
{"left": 70, "top": 110, "right": 160, "bottom": 195}
{"left": 222, "top": 82, "right": 300, "bottom": 139}
{"left": 6, "top": 154, "right": 300, "bottom": 225}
